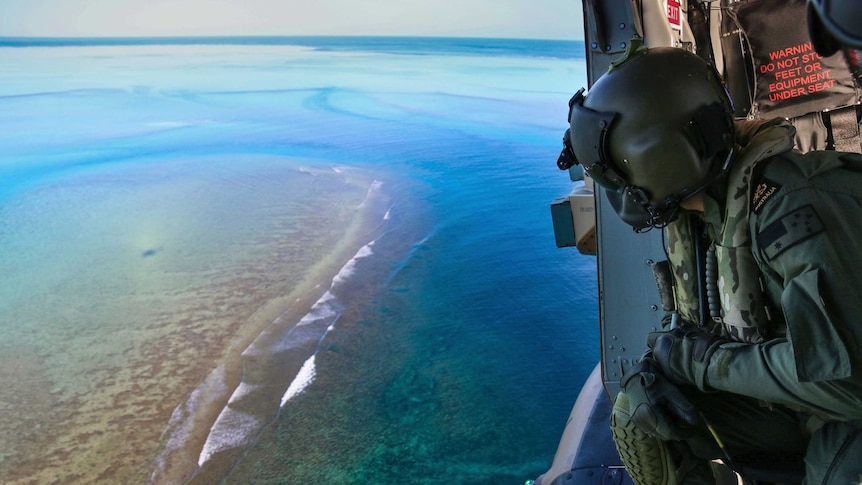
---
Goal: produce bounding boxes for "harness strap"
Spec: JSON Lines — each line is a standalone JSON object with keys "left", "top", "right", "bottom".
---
{"left": 827, "top": 106, "right": 862, "bottom": 154}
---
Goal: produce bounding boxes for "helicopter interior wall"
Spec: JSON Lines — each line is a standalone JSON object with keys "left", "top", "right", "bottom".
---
{"left": 594, "top": 0, "right": 862, "bottom": 406}
{"left": 718, "top": 0, "right": 862, "bottom": 153}
{"left": 539, "top": 0, "right": 862, "bottom": 484}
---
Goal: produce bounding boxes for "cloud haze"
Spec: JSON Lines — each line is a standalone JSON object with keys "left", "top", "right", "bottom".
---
{"left": 0, "top": 0, "right": 583, "bottom": 39}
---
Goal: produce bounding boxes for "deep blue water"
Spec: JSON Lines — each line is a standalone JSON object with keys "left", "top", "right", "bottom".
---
{"left": 0, "top": 37, "right": 596, "bottom": 484}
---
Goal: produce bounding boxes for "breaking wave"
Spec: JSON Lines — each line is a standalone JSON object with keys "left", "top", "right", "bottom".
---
{"left": 194, "top": 239, "right": 377, "bottom": 467}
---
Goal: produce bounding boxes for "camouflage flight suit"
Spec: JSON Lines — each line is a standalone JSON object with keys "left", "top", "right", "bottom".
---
{"left": 662, "top": 118, "right": 862, "bottom": 483}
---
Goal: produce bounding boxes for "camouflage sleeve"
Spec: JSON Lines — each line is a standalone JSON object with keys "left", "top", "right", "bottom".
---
{"left": 705, "top": 172, "right": 862, "bottom": 420}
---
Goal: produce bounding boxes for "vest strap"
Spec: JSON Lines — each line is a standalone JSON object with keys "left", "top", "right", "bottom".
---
{"left": 827, "top": 106, "right": 861, "bottom": 154}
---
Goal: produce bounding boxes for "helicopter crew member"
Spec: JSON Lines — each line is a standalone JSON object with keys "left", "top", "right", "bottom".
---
{"left": 563, "top": 45, "right": 862, "bottom": 484}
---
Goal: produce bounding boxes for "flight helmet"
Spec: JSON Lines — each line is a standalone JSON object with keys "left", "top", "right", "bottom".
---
{"left": 559, "top": 45, "right": 735, "bottom": 231}
{"left": 807, "top": 0, "right": 862, "bottom": 56}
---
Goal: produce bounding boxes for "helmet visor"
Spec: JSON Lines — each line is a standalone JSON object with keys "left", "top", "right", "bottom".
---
{"left": 566, "top": 89, "right": 629, "bottom": 192}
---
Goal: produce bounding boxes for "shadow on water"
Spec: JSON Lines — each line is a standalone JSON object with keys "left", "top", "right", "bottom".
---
{"left": 142, "top": 246, "right": 163, "bottom": 258}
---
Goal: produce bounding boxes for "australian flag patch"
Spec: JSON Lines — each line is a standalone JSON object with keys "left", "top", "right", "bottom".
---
{"left": 757, "top": 205, "right": 825, "bottom": 261}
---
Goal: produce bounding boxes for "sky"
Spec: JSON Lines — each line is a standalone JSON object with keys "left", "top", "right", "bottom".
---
{"left": 0, "top": 0, "right": 584, "bottom": 40}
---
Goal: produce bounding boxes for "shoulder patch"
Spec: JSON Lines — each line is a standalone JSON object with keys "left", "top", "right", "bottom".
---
{"left": 757, "top": 205, "right": 825, "bottom": 261}
{"left": 752, "top": 177, "right": 782, "bottom": 214}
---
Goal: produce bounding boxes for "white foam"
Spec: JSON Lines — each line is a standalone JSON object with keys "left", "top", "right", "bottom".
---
{"left": 150, "top": 365, "right": 228, "bottom": 482}
{"left": 241, "top": 330, "right": 271, "bottom": 357}
{"left": 197, "top": 406, "right": 263, "bottom": 466}
{"left": 246, "top": 236, "right": 377, "bottom": 356}
{"left": 227, "top": 381, "right": 257, "bottom": 404}
{"left": 332, "top": 241, "right": 375, "bottom": 286}
{"left": 280, "top": 354, "right": 317, "bottom": 407}
{"left": 296, "top": 294, "right": 338, "bottom": 326}
{"left": 194, "top": 381, "right": 262, "bottom": 466}
{"left": 357, "top": 180, "right": 384, "bottom": 209}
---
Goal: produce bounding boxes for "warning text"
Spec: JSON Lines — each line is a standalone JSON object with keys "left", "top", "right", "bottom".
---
{"left": 759, "top": 42, "right": 836, "bottom": 101}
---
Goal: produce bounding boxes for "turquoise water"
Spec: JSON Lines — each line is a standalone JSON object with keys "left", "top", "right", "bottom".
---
{"left": 0, "top": 37, "right": 596, "bottom": 483}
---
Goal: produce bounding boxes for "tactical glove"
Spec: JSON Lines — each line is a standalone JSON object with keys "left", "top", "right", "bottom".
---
{"left": 648, "top": 323, "right": 725, "bottom": 390}
{"left": 618, "top": 357, "right": 703, "bottom": 441}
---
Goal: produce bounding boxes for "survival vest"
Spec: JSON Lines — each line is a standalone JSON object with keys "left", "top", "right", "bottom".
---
{"left": 665, "top": 119, "right": 795, "bottom": 343}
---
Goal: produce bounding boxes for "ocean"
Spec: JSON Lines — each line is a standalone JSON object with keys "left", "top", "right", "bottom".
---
{"left": 0, "top": 36, "right": 596, "bottom": 484}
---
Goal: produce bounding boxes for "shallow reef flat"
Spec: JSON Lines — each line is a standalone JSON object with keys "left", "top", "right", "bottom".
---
{"left": 0, "top": 156, "right": 383, "bottom": 484}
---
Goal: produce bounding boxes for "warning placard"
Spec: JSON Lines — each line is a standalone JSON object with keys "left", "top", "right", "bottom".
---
{"left": 760, "top": 43, "right": 834, "bottom": 101}
{"left": 732, "top": 0, "right": 857, "bottom": 119}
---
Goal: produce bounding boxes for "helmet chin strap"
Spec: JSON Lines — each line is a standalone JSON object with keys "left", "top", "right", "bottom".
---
{"left": 631, "top": 197, "right": 682, "bottom": 233}
{"left": 613, "top": 185, "right": 681, "bottom": 233}
{"left": 626, "top": 146, "right": 734, "bottom": 233}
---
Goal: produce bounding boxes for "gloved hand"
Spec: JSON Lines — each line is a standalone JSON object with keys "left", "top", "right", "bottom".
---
{"left": 648, "top": 323, "right": 725, "bottom": 390}
{"left": 618, "top": 357, "right": 703, "bottom": 441}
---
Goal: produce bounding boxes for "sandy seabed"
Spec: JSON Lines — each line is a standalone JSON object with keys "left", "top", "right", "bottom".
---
{"left": 0, "top": 157, "right": 386, "bottom": 484}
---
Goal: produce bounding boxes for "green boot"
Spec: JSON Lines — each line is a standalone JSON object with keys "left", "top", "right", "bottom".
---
{"left": 611, "top": 392, "right": 719, "bottom": 485}
{"left": 610, "top": 391, "right": 678, "bottom": 485}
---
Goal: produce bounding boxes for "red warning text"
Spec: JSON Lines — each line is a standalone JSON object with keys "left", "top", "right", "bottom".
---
{"left": 760, "top": 42, "right": 836, "bottom": 100}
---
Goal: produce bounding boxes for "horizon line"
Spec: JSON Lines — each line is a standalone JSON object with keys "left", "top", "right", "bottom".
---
{"left": 0, "top": 34, "right": 583, "bottom": 42}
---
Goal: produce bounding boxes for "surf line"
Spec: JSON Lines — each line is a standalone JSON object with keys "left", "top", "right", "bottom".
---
{"left": 276, "top": 177, "right": 387, "bottom": 405}
{"left": 195, "top": 238, "right": 378, "bottom": 468}
{"left": 277, "top": 238, "right": 378, "bottom": 405}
